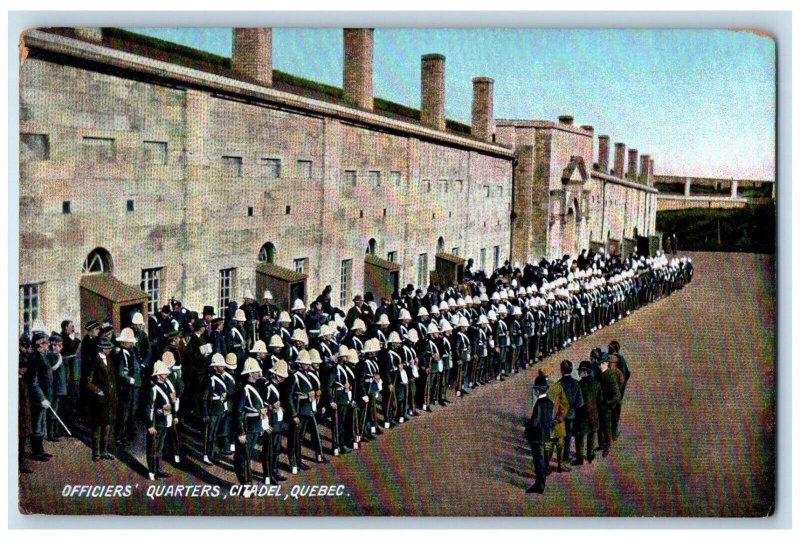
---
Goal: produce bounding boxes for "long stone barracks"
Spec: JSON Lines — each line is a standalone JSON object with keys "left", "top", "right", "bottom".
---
{"left": 19, "top": 28, "right": 659, "bottom": 332}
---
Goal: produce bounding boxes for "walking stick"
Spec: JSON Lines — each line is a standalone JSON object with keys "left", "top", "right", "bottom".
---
{"left": 46, "top": 404, "right": 72, "bottom": 437}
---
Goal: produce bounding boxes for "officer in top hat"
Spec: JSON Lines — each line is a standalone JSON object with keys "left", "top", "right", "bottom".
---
{"left": 84, "top": 337, "right": 117, "bottom": 462}
{"left": 525, "top": 375, "right": 554, "bottom": 494}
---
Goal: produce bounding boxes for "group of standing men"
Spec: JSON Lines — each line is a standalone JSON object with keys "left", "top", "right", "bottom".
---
{"left": 19, "top": 249, "right": 693, "bottom": 486}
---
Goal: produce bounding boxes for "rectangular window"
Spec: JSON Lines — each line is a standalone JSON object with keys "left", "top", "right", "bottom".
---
{"left": 297, "top": 160, "right": 313, "bottom": 179}
{"left": 222, "top": 156, "right": 243, "bottom": 177}
{"left": 143, "top": 140, "right": 168, "bottom": 165}
{"left": 294, "top": 258, "right": 308, "bottom": 275}
{"left": 369, "top": 170, "right": 381, "bottom": 188}
{"left": 140, "top": 268, "right": 162, "bottom": 315}
{"left": 21, "top": 133, "right": 49, "bottom": 161}
{"left": 485, "top": 185, "right": 491, "bottom": 198}
{"left": 219, "top": 268, "right": 236, "bottom": 312}
{"left": 497, "top": 186, "right": 504, "bottom": 197}
{"left": 417, "top": 253, "right": 428, "bottom": 289}
{"left": 452, "top": 247, "right": 460, "bottom": 257}
{"left": 340, "top": 259, "right": 353, "bottom": 307}
{"left": 493, "top": 245, "right": 500, "bottom": 271}
{"left": 82, "top": 136, "right": 116, "bottom": 162}
{"left": 262, "top": 158, "right": 282, "bottom": 179}
{"left": 390, "top": 171, "right": 402, "bottom": 186}
{"left": 387, "top": 251, "right": 397, "bottom": 263}
{"left": 344, "top": 170, "right": 357, "bottom": 186}
{"left": 456, "top": 179, "right": 463, "bottom": 192}
{"left": 19, "top": 283, "right": 40, "bottom": 330}
{"left": 425, "top": 180, "right": 431, "bottom": 193}
{"left": 439, "top": 179, "right": 449, "bottom": 193}
{"left": 480, "top": 248, "right": 487, "bottom": 272}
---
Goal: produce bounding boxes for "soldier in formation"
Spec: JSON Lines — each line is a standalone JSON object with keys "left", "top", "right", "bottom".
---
{"left": 19, "top": 246, "right": 685, "bottom": 485}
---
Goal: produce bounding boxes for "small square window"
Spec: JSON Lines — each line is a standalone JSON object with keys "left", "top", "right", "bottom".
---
{"left": 439, "top": 179, "right": 448, "bottom": 193}
{"left": 262, "top": 158, "right": 281, "bottom": 179}
{"left": 127, "top": 200, "right": 134, "bottom": 212}
{"left": 222, "top": 156, "right": 243, "bottom": 177}
{"left": 387, "top": 251, "right": 397, "bottom": 263}
{"left": 143, "top": 141, "right": 168, "bottom": 165}
{"left": 297, "top": 160, "right": 313, "bottom": 179}
{"left": 344, "top": 170, "right": 357, "bottom": 186}
{"left": 248, "top": 206, "right": 254, "bottom": 217}
{"left": 369, "top": 170, "right": 381, "bottom": 188}
{"left": 62, "top": 201, "right": 71, "bottom": 214}
{"left": 83, "top": 136, "right": 116, "bottom": 162}
{"left": 390, "top": 171, "right": 401, "bottom": 186}
{"left": 286, "top": 205, "right": 291, "bottom": 215}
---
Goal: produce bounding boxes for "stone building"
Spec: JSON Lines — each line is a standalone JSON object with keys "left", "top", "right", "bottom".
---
{"left": 19, "top": 27, "right": 657, "bottom": 333}
{"left": 496, "top": 117, "right": 658, "bottom": 264}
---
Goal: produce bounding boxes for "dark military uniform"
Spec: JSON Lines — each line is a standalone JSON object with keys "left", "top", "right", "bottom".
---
{"left": 259, "top": 379, "right": 288, "bottom": 482}
{"left": 200, "top": 372, "right": 227, "bottom": 462}
{"left": 597, "top": 366, "right": 622, "bottom": 455}
{"left": 233, "top": 381, "right": 266, "bottom": 484}
{"left": 147, "top": 379, "right": 175, "bottom": 478}
{"left": 113, "top": 346, "right": 141, "bottom": 445}
{"left": 84, "top": 351, "right": 118, "bottom": 460}
{"left": 525, "top": 390, "right": 554, "bottom": 493}
{"left": 575, "top": 370, "right": 603, "bottom": 464}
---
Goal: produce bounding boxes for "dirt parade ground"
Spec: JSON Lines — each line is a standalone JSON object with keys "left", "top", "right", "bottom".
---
{"left": 17, "top": 251, "right": 775, "bottom": 518}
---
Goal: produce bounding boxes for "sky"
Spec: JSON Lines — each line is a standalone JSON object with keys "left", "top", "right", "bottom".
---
{"left": 127, "top": 27, "right": 775, "bottom": 181}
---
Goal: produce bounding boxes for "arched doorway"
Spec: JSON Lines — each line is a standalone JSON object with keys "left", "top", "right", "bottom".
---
{"left": 82, "top": 247, "right": 113, "bottom": 275}
{"left": 437, "top": 236, "right": 445, "bottom": 252}
{"left": 258, "top": 242, "right": 276, "bottom": 263}
{"left": 365, "top": 238, "right": 377, "bottom": 255}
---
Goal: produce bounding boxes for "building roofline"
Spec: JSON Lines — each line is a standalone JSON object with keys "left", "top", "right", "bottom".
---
{"left": 495, "top": 119, "right": 594, "bottom": 136}
{"left": 591, "top": 171, "right": 659, "bottom": 194}
{"left": 23, "top": 29, "right": 514, "bottom": 160}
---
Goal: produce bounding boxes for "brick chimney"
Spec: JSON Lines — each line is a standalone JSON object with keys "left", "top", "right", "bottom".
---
{"left": 627, "top": 148, "right": 638, "bottom": 180}
{"left": 421, "top": 54, "right": 446, "bottom": 131}
{"left": 614, "top": 142, "right": 626, "bottom": 179}
{"left": 471, "top": 77, "right": 494, "bottom": 142}
{"left": 649, "top": 158, "right": 655, "bottom": 186}
{"left": 343, "top": 29, "right": 374, "bottom": 111}
{"left": 232, "top": 28, "right": 273, "bottom": 87}
{"left": 558, "top": 115, "right": 574, "bottom": 125}
{"left": 598, "top": 135, "right": 610, "bottom": 172}
{"left": 580, "top": 125, "right": 594, "bottom": 133}
{"left": 640, "top": 154, "right": 650, "bottom": 184}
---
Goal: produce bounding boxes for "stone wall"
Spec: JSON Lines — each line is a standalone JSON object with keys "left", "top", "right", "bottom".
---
{"left": 19, "top": 41, "right": 512, "bottom": 330}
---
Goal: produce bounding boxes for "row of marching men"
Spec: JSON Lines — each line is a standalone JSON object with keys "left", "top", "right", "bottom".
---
{"left": 132, "top": 252, "right": 693, "bottom": 483}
